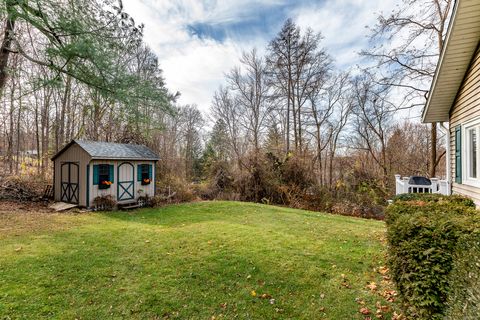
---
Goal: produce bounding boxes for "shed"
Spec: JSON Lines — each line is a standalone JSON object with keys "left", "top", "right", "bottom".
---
{"left": 51, "top": 140, "right": 159, "bottom": 208}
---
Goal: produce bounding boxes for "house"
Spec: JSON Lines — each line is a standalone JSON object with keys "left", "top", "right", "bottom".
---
{"left": 422, "top": 0, "right": 480, "bottom": 203}
{"left": 51, "top": 140, "right": 159, "bottom": 208}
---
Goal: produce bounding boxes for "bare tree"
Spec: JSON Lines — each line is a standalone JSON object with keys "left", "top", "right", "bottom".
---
{"left": 362, "top": 0, "right": 453, "bottom": 177}
{"left": 227, "top": 49, "right": 271, "bottom": 153}
{"left": 351, "top": 77, "right": 395, "bottom": 188}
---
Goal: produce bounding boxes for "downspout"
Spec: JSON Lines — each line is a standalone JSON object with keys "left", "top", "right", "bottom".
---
{"left": 439, "top": 122, "right": 451, "bottom": 194}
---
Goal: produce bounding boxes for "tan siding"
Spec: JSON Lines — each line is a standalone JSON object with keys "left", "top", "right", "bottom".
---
{"left": 53, "top": 144, "right": 91, "bottom": 206}
{"left": 88, "top": 160, "right": 156, "bottom": 207}
{"left": 134, "top": 161, "right": 155, "bottom": 199}
{"left": 450, "top": 45, "right": 480, "bottom": 204}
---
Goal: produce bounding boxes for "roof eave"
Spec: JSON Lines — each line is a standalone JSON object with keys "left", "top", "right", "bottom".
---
{"left": 422, "top": 0, "right": 480, "bottom": 124}
{"left": 90, "top": 157, "right": 160, "bottom": 161}
{"left": 422, "top": 0, "right": 459, "bottom": 123}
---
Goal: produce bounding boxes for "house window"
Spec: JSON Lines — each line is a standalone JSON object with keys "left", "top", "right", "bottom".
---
{"left": 469, "top": 128, "right": 477, "bottom": 178}
{"left": 464, "top": 122, "right": 480, "bottom": 184}
{"left": 99, "top": 164, "right": 111, "bottom": 183}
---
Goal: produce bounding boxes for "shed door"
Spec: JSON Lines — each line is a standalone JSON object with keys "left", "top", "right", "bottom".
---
{"left": 61, "top": 162, "right": 79, "bottom": 204}
{"left": 117, "top": 162, "right": 134, "bottom": 201}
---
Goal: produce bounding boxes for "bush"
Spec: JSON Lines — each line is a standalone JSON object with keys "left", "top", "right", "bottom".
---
{"left": 92, "top": 195, "right": 116, "bottom": 211}
{"left": 385, "top": 195, "right": 480, "bottom": 319}
{"left": 393, "top": 193, "right": 476, "bottom": 207}
{"left": 445, "top": 233, "right": 480, "bottom": 320}
{"left": 234, "top": 153, "right": 282, "bottom": 203}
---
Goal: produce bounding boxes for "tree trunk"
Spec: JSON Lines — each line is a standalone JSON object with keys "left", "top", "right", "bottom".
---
{"left": 0, "top": 16, "right": 15, "bottom": 95}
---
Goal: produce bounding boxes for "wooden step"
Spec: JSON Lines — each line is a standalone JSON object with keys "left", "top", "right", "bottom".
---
{"left": 120, "top": 203, "right": 142, "bottom": 210}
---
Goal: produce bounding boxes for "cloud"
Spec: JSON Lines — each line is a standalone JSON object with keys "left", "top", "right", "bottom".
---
{"left": 122, "top": 0, "right": 401, "bottom": 114}
{"left": 291, "top": 0, "right": 399, "bottom": 69}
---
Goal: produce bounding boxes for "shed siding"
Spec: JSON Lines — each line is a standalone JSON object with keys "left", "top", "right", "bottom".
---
{"left": 53, "top": 144, "right": 91, "bottom": 206}
{"left": 88, "top": 160, "right": 156, "bottom": 207}
{"left": 134, "top": 162, "right": 155, "bottom": 200}
{"left": 449, "top": 45, "right": 480, "bottom": 204}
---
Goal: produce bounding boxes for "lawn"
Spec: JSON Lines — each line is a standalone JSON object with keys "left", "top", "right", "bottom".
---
{"left": 0, "top": 201, "right": 395, "bottom": 319}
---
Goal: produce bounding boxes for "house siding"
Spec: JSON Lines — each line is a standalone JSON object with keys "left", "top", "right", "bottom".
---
{"left": 450, "top": 45, "right": 480, "bottom": 204}
{"left": 53, "top": 144, "right": 91, "bottom": 206}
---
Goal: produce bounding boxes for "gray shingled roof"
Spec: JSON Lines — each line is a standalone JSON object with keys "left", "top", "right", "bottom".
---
{"left": 76, "top": 140, "right": 159, "bottom": 160}
{"left": 52, "top": 140, "right": 159, "bottom": 160}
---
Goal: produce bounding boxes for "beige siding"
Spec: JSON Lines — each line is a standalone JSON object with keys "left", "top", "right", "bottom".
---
{"left": 53, "top": 144, "right": 91, "bottom": 206}
{"left": 89, "top": 160, "right": 117, "bottom": 203}
{"left": 88, "top": 160, "right": 156, "bottom": 207}
{"left": 134, "top": 161, "right": 155, "bottom": 201}
{"left": 450, "top": 46, "right": 480, "bottom": 204}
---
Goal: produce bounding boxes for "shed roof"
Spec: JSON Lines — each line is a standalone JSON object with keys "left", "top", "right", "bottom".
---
{"left": 52, "top": 140, "right": 160, "bottom": 161}
{"left": 422, "top": 0, "right": 480, "bottom": 123}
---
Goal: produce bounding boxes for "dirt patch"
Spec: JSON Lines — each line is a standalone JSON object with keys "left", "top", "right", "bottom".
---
{"left": 0, "top": 200, "right": 88, "bottom": 239}
{"left": 0, "top": 200, "right": 52, "bottom": 214}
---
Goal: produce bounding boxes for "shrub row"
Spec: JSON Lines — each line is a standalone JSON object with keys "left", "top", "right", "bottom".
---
{"left": 385, "top": 194, "right": 480, "bottom": 319}
{"left": 445, "top": 233, "right": 480, "bottom": 320}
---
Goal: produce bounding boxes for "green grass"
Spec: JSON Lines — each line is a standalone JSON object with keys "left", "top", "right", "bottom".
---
{"left": 0, "top": 201, "right": 391, "bottom": 319}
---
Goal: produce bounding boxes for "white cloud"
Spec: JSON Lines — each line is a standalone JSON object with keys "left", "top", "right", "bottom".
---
{"left": 123, "top": 0, "right": 267, "bottom": 112}
{"left": 122, "top": 0, "right": 401, "bottom": 114}
{"left": 292, "top": 0, "right": 399, "bottom": 69}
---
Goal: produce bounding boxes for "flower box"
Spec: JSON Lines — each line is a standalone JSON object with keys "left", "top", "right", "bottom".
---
{"left": 141, "top": 178, "right": 151, "bottom": 186}
{"left": 99, "top": 181, "right": 112, "bottom": 189}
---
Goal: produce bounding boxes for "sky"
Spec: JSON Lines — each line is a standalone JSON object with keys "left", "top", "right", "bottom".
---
{"left": 123, "top": 0, "right": 400, "bottom": 113}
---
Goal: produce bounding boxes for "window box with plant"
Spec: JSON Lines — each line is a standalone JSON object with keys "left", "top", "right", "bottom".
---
{"left": 99, "top": 180, "right": 112, "bottom": 189}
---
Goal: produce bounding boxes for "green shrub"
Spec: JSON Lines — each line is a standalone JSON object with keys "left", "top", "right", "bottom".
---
{"left": 392, "top": 193, "right": 475, "bottom": 207}
{"left": 445, "top": 233, "right": 480, "bottom": 320}
{"left": 385, "top": 196, "right": 480, "bottom": 319}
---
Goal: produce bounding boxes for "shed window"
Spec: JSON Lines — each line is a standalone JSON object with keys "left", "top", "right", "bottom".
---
{"left": 93, "top": 164, "right": 114, "bottom": 185}
{"left": 137, "top": 164, "right": 152, "bottom": 182}
{"left": 141, "top": 164, "right": 149, "bottom": 180}
{"left": 99, "top": 164, "right": 111, "bottom": 183}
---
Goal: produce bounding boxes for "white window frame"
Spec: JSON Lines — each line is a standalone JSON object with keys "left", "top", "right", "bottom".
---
{"left": 462, "top": 118, "right": 480, "bottom": 187}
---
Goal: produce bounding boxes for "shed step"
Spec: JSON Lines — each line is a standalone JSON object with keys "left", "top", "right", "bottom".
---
{"left": 120, "top": 203, "right": 142, "bottom": 210}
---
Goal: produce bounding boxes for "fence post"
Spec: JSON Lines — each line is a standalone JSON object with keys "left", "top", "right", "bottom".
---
{"left": 431, "top": 178, "right": 438, "bottom": 193}
{"left": 402, "top": 177, "right": 410, "bottom": 193}
{"left": 395, "top": 174, "right": 401, "bottom": 195}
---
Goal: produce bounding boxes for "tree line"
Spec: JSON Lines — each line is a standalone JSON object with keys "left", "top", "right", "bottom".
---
{"left": 0, "top": 0, "right": 451, "bottom": 214}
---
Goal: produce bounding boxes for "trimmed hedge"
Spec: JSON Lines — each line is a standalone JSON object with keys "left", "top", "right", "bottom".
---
{"left": 392, "top": 192, "right": 476, "bottom": 207}
{"left": 385, "top": 194, "right": 480, "bottom": 319}
{"left": 445, "top": 233, "right": 480, "bottom": 320}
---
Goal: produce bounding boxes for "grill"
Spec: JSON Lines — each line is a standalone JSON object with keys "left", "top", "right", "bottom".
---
{"left": 408, "top": 176, "right": 432, "bottom": 193}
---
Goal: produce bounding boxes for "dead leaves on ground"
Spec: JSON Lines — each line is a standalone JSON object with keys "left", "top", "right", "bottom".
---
{"left": 354, "top": 265, "right": 403, "bottom": 319}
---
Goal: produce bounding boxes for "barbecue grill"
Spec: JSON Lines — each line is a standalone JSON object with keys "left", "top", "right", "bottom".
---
{"left": 408, "top": 176, "right": 432, "bottom": 193}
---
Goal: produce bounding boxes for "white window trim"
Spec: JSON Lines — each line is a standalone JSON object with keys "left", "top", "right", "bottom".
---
{"left": 462, "top": 117, "right": 480, "bottom": 188}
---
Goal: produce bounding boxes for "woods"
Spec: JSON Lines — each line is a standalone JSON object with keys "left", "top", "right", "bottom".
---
{"left": 0, "top": 0, "right": 450, "bottom": 215}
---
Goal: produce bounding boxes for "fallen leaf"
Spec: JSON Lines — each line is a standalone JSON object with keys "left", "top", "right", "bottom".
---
{"left": 366, "top": 282, "right": 377, "bottom": 291}
{"left": 359, "top": 307, "right": 371, "bottom": 315}
{"left": 378, "top": 266, "right": 389, "bottom": 275}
